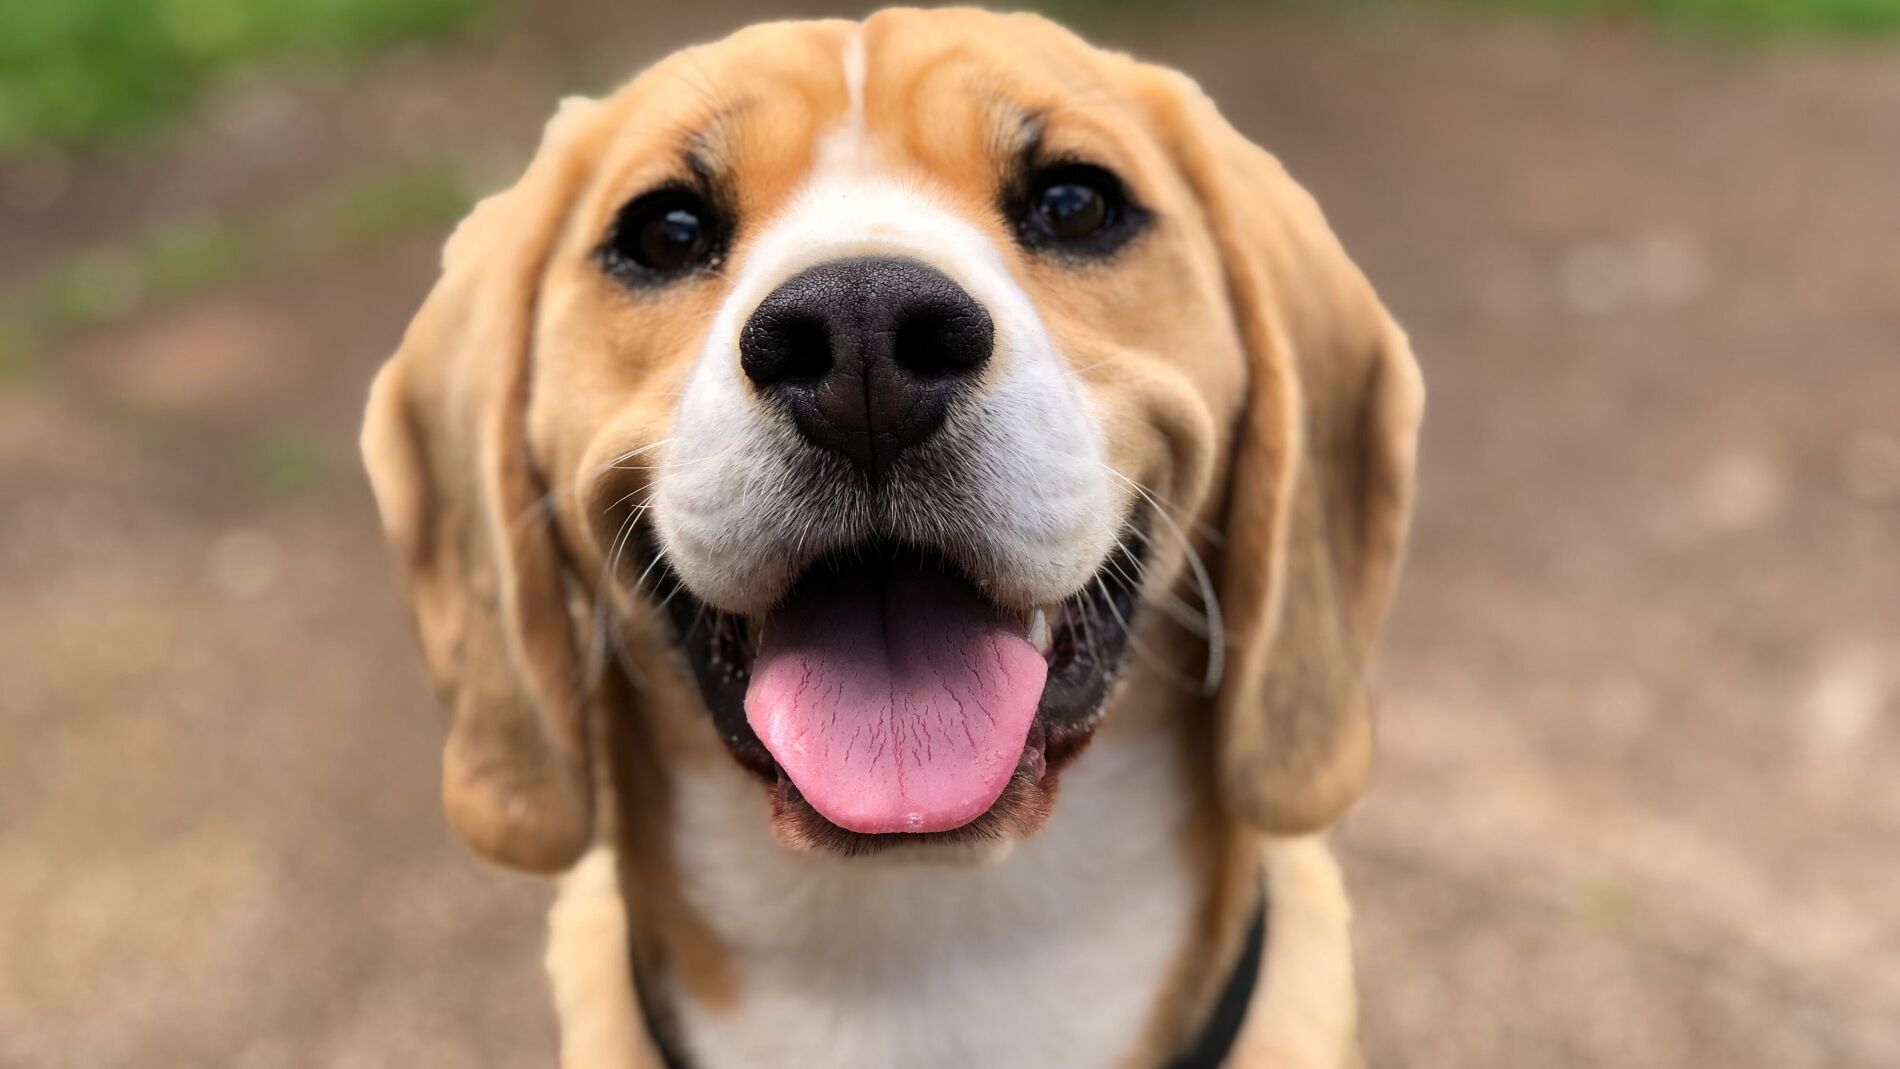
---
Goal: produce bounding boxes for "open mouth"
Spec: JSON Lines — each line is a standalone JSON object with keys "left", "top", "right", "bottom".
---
{"left": 638, "top": 529, "right": 1142, "bottom": 852}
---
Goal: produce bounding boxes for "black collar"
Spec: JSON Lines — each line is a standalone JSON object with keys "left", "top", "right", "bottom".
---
{"left": 631, "top": 894, "right": 1268, "bottom": 1069}
{"left": 1164, "top": 897, "right": 1269, "bottom": 1069}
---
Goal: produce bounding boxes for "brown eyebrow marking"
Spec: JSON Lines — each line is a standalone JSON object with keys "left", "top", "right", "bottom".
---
{"left": 984, "top": 104, "right": 1046, "bottom": 188}
{"left": 684, "top": 142, "right": 719, "bottom": 184}
{"left": 676, "top": 100, "right": 750, "bottom": 186}
{"left": 1002, "top": 106, "right": 1045, "bottom": 160}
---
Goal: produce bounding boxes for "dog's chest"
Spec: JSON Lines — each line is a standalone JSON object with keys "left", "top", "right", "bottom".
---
{"left": 663, "top": 731, "right": 1196, "bottom": 1069}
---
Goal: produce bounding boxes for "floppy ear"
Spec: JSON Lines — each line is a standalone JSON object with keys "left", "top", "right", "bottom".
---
{"left": 1151, "top": 73, "right": 1425, "bottom": 834}
{"left": 361, "top": 98, "right": 604, "bottom": 872}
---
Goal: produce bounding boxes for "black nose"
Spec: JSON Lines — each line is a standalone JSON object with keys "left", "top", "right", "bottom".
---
{"left": 739, "top": 256, "right": 993, "bottom": 480}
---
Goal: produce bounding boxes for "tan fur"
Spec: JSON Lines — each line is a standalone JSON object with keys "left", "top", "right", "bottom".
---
{"left": 361, "top": 95, "right": 616, "bottom": 872}
{"left": 1135, "top": 69, "right": 1424, "bottom": 835}
{"left": 363, "top": 9, "right": 1420, "bottom": 1067}
{"left": 547, "top": 849, "right": 653, "bottom": 1069}
{"left": 1237, "top": 838, "right": 1362, "bottom": 1067}
{"left": 602, "top": 665, "right": 741, "bottom": 1012}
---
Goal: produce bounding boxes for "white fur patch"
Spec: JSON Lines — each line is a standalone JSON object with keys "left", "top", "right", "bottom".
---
{"left": 655, "top": 121, "right": 1118, "bottom": 614}
{"left": 842, "top": 30, "right": 867, "bottom": 135}
{"left": 663, "top": 729, "right": 1196, "bottom": 1069}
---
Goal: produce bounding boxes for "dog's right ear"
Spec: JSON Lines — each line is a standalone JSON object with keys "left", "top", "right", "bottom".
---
{"left": 361, "top": 98, "right": 604, "bottom": 873}
{"left": 1145, "top": 70, "right": 1424, "bottom": 835}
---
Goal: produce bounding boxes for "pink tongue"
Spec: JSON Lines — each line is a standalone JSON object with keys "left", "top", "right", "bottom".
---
{"left": 745, "top": 566, "right": 1047, "bottom": 834}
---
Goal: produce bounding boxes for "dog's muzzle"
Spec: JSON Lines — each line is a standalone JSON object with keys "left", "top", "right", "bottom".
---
{"left": 643, "top": 249, "right": 1131, "bottom": 849}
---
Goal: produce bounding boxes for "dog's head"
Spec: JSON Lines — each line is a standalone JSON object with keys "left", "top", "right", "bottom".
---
{"left": 362, "top": 10, "right": 1422, "bottom": 871}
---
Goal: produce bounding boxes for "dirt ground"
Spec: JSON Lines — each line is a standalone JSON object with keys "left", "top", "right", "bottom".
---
{"left": 2, "top": 3, "right": 1896, "bottom": 1066}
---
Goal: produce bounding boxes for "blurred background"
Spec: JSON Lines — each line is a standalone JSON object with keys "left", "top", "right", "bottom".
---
{"left": 2, "top": 0, "right": 1896, "bottom": 1065}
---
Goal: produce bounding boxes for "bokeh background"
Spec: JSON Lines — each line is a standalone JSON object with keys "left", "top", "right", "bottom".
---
{"left": 3, "top": 0, "right": 1897, "bottom": 1065}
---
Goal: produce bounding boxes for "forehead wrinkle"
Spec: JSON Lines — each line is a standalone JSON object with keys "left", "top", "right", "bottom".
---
{"left": 865, "top": 62, "right": 1022, "bottom": 190}
{"left": 647, "top": 30, "right": 854, "bottom": 178}
{"left": 590, "top": 64, "right": 752, "bottom": 190}
{"left": 667, "top": 44, "right": 741, "bottom": 120}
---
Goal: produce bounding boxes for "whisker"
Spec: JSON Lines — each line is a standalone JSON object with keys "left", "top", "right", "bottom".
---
{"left": 627, "top": 524, "right": 679, "bottom": 613}
{"left": 585, "top": 506, "right": 643, "bottom": 692}
{"left": 648, "top": 558, "right": 696, "bottom": 621}
{"left": 1106, "top": 545, "right": 1209, "bottom": 637}
{"left": 609, "top": 446, "right": 737, "bottom": 473}
{"left": 1093, "top": 573, "right": 1201, "bottom": 695}
{"left": 586, "top": 493, "right": 658, "bottom": 691}
{"left": 1074, "top": 579, "right": 1103, "bottom": 668}
{"left": 513, "top": 439, "right": 672, "bottom": 533}
{"left": 1101, "top": 465, "right": 1225, "bottom": 697}
{"left": 1102, "top": 464, "right": 1223, "bottom": 546}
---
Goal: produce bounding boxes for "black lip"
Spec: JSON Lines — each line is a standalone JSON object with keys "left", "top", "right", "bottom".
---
{"left": 632, "top": 518, "right": 1146, "bottom": 799}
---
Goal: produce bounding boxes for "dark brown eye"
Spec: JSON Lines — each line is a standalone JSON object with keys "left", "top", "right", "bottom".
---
{"left": 1032, "top": 179, "right": 1107, "bottom": 239}
{"left": 1018, "top": 163, "right": 1139, "bottom": 255}
{"left": 636, "top": 206, "right": 707, "bottom": 269}
{"left": 603, "top": 187, "right": 721, "bottom": 281}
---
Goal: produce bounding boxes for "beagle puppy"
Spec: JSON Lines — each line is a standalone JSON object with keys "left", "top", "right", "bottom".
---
{"left": 361, "top": 9, "right": 1422, "bottom": 1069}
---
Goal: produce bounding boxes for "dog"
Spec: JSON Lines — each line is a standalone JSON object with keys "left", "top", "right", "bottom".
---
{"left": 361, "top": 8, "right": 1422, "bottom": 1068}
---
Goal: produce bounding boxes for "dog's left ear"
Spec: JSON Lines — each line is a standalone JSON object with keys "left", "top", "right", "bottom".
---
{"left": 1147, "top": 71, "right": 1425, "bottom": 834}
{"left": 361, "top": 98, "right": 606, "bottom": 872}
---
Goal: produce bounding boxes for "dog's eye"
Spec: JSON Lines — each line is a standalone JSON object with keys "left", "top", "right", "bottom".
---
{"left": 1018, "top": 164, "right": 1138, "bottom": 254}
{"left": 602, "top": 188, "right": 721, "bottom": 280}
{"left": 1032, "top": 178, "right": 1107, "bottom": 239}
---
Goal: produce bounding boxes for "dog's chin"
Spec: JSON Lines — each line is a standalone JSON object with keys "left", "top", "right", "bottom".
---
{"left": 635, "top": 525, "right": 1143, "bottom": 858}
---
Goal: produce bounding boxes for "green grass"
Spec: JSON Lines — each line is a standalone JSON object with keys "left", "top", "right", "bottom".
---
{"left": 1046, "top": 0, "right": 1900, "bottom": 33}
{"left": 1449, "top": 0, "right": 1900, "bottom": 33}
{"left": 247, "top": 430, "right": 330, "bottom": 495}
{"left": 0, "top": 0, "right": 492, "bottom": 153}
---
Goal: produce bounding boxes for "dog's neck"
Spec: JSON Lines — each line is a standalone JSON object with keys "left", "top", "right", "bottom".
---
{"left": 619, "top": 676, "right": 1238, "bottom": 1069}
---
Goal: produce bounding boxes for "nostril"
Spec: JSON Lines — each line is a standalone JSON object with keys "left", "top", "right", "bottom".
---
{"left": 892, "top": 302, "right": 993, "bottom": 381}
{"left": 771, "top": 315, "right": 833, "bottom": 383}
{"left": 741, "top": 310, "right": 833, "bottom": 388}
